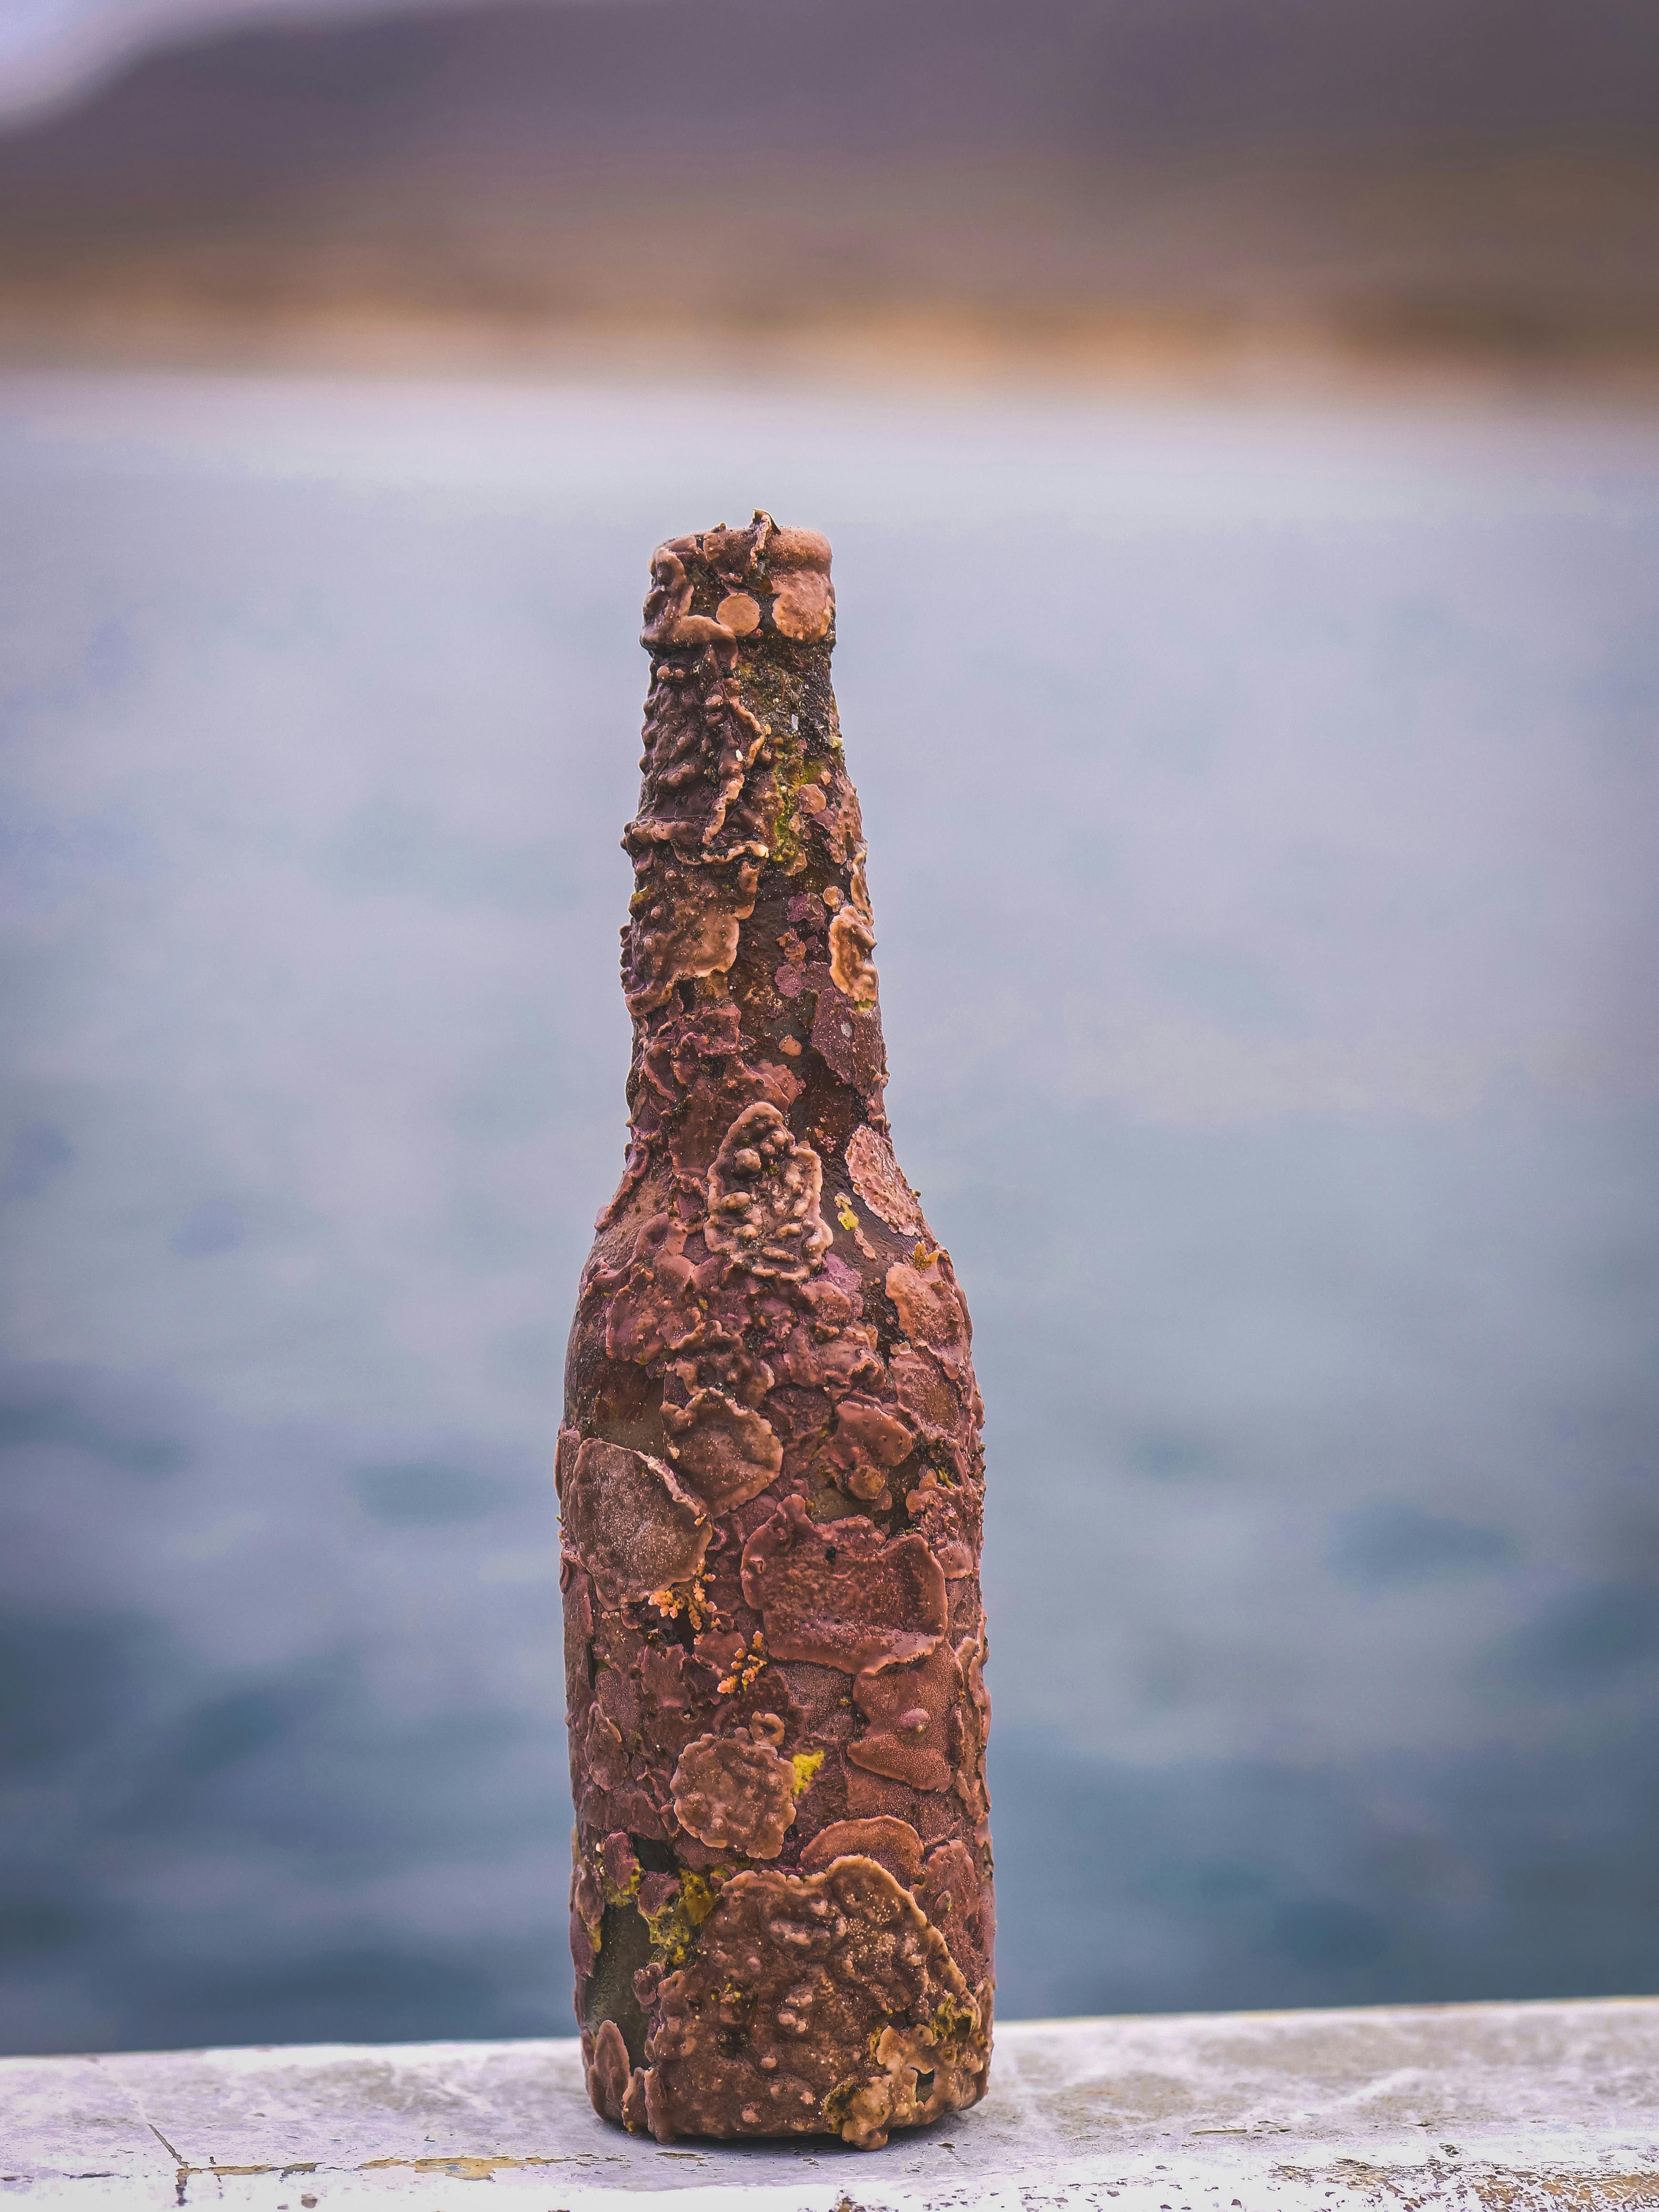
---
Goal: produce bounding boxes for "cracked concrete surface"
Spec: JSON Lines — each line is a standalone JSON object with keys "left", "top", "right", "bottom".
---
{"left": 2, "top": 1998, "right": 1656, "bottom": 2208}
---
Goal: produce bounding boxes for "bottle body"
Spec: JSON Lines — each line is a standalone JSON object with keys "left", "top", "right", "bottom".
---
{"left": 561, "top": 515, "right": 991, "bottom": 2148}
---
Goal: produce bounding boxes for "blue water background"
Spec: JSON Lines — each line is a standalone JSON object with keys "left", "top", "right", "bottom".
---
{"left": 1, "top": 372, "right": 1656, "bottom": 2052}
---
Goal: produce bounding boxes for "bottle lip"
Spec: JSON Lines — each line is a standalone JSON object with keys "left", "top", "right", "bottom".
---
{"left": 657, "top": 511, "right": 833, "bottom": 581}
{"left": 642, "top": 513, "right": 836, "bottom": 651}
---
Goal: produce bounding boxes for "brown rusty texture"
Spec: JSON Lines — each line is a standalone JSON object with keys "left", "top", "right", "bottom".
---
{"left": 559, "top": 513, "right": 992, "bottom": 2150}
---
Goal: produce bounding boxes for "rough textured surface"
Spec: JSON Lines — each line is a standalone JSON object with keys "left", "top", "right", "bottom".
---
{"left": 560, "top": 515, "right": 992, "bottom": 2145}
{"left": 668, "top": 1731, "right": 798, "bottom": 1858}
{"left": 4, "top": 2000, "right": 1657, "bottom": 2206}
{"left": 637, "top": 1856, "right": 982, "bottom": 2149}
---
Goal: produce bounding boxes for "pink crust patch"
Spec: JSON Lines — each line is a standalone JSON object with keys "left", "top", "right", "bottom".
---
{"left": 670, "top": 1731, "right": 798, "bottom": 1858}
{"left": 601, "top": 1831, "right": 640, "bottom": 1893}
{"left": 715, "top": 591, "right": 761, "bottom": 635}
{"left": 706, "top": 1100, "right": 831, "bottom": 1282}
{"left": 554, "top": 1424, "right": 581, "bottom": 1501}
{"left": 828, "top": 904, "right": 879, "bottom": 1004}
{"left": 774, "top": 1316, "right": 883, "bottom": 1399}
{"left": 623, "top": 853, "right": 752, "bottom": 1014}
{"left": 639, "top": 1856, "right": 984, "bottom": 2148}
{"left": 888, "top": 1346, "right": 967, "bottom": 1445}
{"left": 562, "top": 1437, "right": 709, "bottom": 1605}
{"left": 739, "top": 1495, "right": 946, "bottom": 1672}
{"left": 586, "top": 2018, "right": 636, "bottom": 2125}
{"left": 916, "top": 1838, "right": 992, "bottom": 1992}
{"left": 850, "top": 1639, "right": 964, "bottom": 1793}
{"left": 640, "top": 541, "right": 735, "bottom": 653}
{"left": 886, "top": 1257, "right": 972, "bottom": 1375}
{"left": 604, "top": 1214, "right": 701, "bottom": 1365}
{"left": 821, "top": 1393, "right": 915, "bottom": 1502}
{"left": 799, "top": 1814, "right": 923, "bottom": 1888}
{"left": 663, "top": 1388, "right": 783, "bottom": 1513}
{"left": 561, "top": 1562, "right": 594, "bottom": 1721}
{"left": 767, "top": 529, "right": 835, "bottom": 643}
{"left": 954, "top": 1628, "right": 991, "bottom": 1826}
{"left": 844, "top": 1124, "right": 923, "bottom": 1234}
{"left": 809, "top": 971, "right": 887, "bottom": 1095}
{"left": 582, "top": 1701, "right": 631, "bottom": 1792}
{"left": 770, "top": 573, "right": 832, "bottom": 644}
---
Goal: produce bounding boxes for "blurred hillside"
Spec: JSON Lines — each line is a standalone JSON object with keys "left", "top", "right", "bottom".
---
{"left": 1, "top": 0, "right": 1657, "bottom": 378}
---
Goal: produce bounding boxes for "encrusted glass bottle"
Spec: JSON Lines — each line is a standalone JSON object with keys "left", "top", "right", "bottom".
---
{"left": 560, "top": 514, "right": 991, "bottom": 2148}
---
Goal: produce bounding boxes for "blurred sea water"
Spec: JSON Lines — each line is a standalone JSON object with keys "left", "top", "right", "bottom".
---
{"left": 1, "top": 370, "right": 1656, "bottom": 2052}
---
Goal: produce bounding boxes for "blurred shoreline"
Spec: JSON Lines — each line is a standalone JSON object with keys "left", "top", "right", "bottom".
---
{"left": 5, "top": 299, "right": 1659, "bottom": 406}
{"left": 1, "top": 0, "right": 1652, "bottom": 403}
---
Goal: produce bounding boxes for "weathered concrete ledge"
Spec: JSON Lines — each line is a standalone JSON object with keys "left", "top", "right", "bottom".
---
{"left": 3, "top": 1998, "right": 1656, "bottom": 2208}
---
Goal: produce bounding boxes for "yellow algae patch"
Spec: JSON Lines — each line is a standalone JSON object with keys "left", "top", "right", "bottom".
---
{"left": 644, "top": 1868, "right": 718, "bottom": 1967}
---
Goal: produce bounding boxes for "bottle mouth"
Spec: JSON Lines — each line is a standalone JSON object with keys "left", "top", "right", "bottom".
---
{"left": 642, "top": 512, "right": 836, "bottom": 651}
